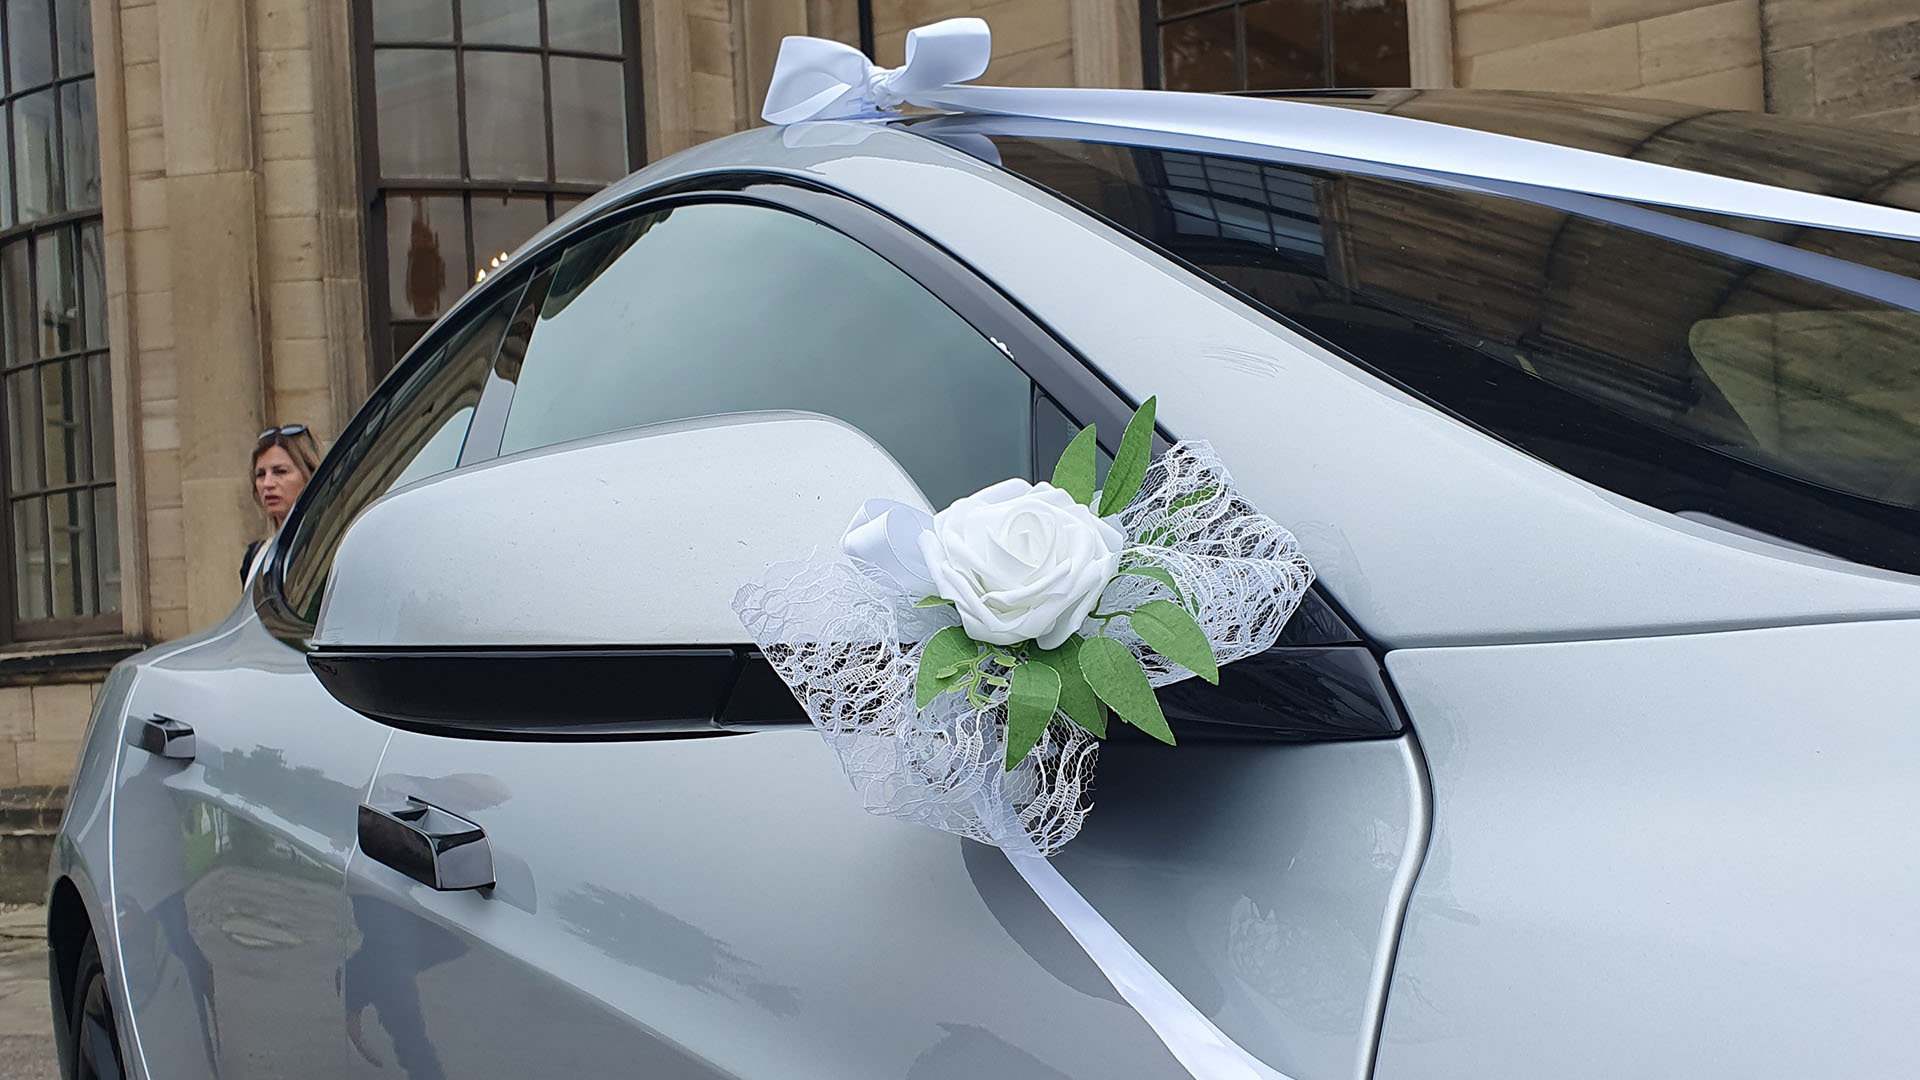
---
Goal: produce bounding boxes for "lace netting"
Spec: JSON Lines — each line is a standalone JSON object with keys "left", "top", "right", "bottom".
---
{"left": 732, "top": 441, "right": 1312, "bottom": 855}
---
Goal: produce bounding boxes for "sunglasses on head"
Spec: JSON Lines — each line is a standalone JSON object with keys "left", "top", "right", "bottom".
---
{"left": 258, "top": 424, "right": 308, "bottom": 440}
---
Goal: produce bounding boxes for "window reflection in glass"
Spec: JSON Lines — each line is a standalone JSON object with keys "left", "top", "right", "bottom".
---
{"left": 1161, "top": 10, "right": 1235, "bottom": 94}
{"left": 13, "top": 497, "right": 46, "bottom": 621}
{"left": 8, "top": 0, "right": 53, "bottom": 91}
{"left": 12, "top": 91, "right": 58, "bottom": 222}
{"left": 503, "top": 203, "right": 1033, "bottom": 509}
{"left": 550, "top": 58, "right": 626, "bottom": 183}
{"left": 546, "top": 0, "right": 622, "bottom": 52}
{"left": 35, "top": 228, "right": 76, "bottom": 356}
{"left": 1243, "top": 0, "right": 1328, "bottom": 90}
{"left": 1, "top": 241, "right": 30, "bottom": 366}
{"left": 372, "top": 0, "right": 454, "bottom": 42}
{"left": 60, "top": 80, "right": 97, "bottom": 210}
{"left": 461, "top": 0, "right": 541, "bottom": 45}
{"left": 465, "top": 51, "right": 547, "bottom": 181}
{"left": 1332, "top": 0, "right": 1409, "bottom": 87}
{"left": 55, "top": 0, "right": 91, "bottom": 78}
{"left": 375, "top": 50, "right": 461, "bottom": 179}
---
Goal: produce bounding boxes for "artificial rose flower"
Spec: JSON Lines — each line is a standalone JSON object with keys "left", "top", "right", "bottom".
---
{"left": 918, "top": 479, "right": 1125, "bottom": 649}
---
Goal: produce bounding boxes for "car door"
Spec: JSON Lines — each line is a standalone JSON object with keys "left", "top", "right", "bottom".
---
{"left": 107, "top": 278, "right": 523, "bottom": 1079}
{"left": 336, "top": 187, "right": 1426, "bottom": 1080}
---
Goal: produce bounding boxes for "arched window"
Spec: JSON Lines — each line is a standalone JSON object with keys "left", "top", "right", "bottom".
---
{"left": 0, "top": 0, "right": 114, "bottom": 640}
{"left": 357, "top": 0, "right": 643, "bottom": 375}
{"left": 1147, "top": 0, "right": 1410, "bottom": 92}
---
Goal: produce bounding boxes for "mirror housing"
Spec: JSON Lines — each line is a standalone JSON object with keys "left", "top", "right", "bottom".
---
{"left": 308, "top": 412, "right": 928, "bottom": 737}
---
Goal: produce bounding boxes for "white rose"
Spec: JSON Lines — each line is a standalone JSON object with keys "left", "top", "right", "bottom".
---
{"left": 917, "top": 479, "right": 1126, "bottom": 649}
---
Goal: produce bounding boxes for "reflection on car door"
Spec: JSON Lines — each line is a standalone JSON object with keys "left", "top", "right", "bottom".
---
{"left": 109, "top": 614, "right": 389, "bottom": 1078}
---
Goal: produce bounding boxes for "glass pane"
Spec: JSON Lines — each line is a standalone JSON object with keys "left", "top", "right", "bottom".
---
{"left": 47, "top": 488, "right": 90, "bottom": 618}
{"left": 78, "top": 221, "right": 103, "bottom": 348}
{"left": 8, "top": 0, "right": 53, "bottom": 90}
{"left": 503, "top": 203, "right": 1033, "bottom": 509}
{"left": 12, "top": 90, "right": 60, "bottom": 221}
{"left": 385, "top": 193, "right": 465, "bottom": 320}
{"left": 552, "top": 194, "right": 585, "bottom": 220}
{"left": 374, "top": 49, "right": 461, "bottom": 179}
{"left": 55, "top": 0, "right": 91, "bottom": 78}
{"left": 372, "top": 0, "right": 454, "bottom": 41}
{"left": 36, "top": 228, "right": 77, "bottom": 356}
{"left": 550, "top": 58, "right": 626, "bottom": 183}
{"left": 5, "top": 370, "right": 41, "bottom": 490}
{"left": 0, "top": 241, "right": 29, "bottom": 366}
{"left": 1161, "top": 10, "right": 1236, "bottom": 93}
{"left": 1331, "top": 0, "right": 1408, "bottom": 88}
{"left": 470, "top": 194, "right": 545, "bottom": 284}
{"left": 87, "top": 351, "right": 110, "bottom": 480}
{"left": 61, "top": 79, "right": 98, "bottom": 210}
{"left": 464, "top": 51, "right": 547, "bottom": 181}
{"left": 93, "top": 486, "right": 118, "bottom": 613}
{"left": 546, "top": 0, "right": 623, "bottom": 52}
{"left": 460, "top": 0, "right": 540, "bottom": 45}
{"left": 12, "top": 498, "right": 46, "bottom": 621}
{"left": 1244, "top": 0, "right": 1330, "bottom": 90}
{"left": 41, "top": 358, "right": 84, "bottom": 484}
{"left": 0, "top": 108, "right": 12, "bottom": 230}
{"left": 390, "top": 321, "right": 431, "bottom": 370}
{"left": 1159, "top": 0, "right": 1223, "bottom": 17}
{"left": 284, "top": 286, "right": 521, "bottom": 621}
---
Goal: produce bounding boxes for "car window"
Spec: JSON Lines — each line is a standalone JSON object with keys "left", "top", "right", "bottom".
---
{"left": 496, "top": 201, "right": 1033, "bottom": 509}
{"left": 280, "top": 283, "right": 521, "bottom": 622}
{"left": 982, "top": 136, "right": 1920, "bottom": 575}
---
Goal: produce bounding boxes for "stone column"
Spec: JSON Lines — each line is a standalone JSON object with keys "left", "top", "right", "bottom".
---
{"left": 155, "top": 0, "right": 270, "bottom": 631}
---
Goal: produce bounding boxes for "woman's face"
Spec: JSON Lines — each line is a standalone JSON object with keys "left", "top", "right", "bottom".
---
{"left": 254, "top": 445, "right": 307, "bottom": 525}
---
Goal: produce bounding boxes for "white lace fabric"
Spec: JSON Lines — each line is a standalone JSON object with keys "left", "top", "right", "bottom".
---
{"left": 733, "top": 441, "right": 1313, "bottom": 856}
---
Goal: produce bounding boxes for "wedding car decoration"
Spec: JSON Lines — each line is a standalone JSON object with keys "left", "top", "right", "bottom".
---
{"left": 733, "top": 398, "right": 1313, "bottom": 855}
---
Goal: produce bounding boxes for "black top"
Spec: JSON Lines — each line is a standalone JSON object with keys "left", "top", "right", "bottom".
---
{"left": 240, "top": 540, "right": 263, "bottom": 585}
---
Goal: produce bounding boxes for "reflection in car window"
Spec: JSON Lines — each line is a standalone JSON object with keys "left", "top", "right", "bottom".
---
{"left": 498, "top": 202, "right": 1032, "bottom": 509}
{"left": 983, "top": 136, "right": 1920, "bottom": 575}
{"left": 281, "top": 283, "right": 521, "bottom": 621}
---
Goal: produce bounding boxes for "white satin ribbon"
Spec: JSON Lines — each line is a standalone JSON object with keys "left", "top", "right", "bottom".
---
{"left": 842, "top": 499, "right": 938, "bottom": 597}
{"left": 761, "top": 20, "right": 1920, "bottom": 241}
{"left": 762, "top": 17, "right": 990, "bottom": 125}
{"left": 1003, "top": 847, "right": 1296, "bottom": 1080}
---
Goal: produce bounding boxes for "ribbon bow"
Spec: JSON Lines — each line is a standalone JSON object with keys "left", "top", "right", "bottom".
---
{"left": 761, "top": 17, "right": 990, "bottom": 125}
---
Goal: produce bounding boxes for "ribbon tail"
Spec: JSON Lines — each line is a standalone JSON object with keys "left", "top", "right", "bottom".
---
{"left": 1001, "top": 848, "right": 1298, "bottom": 1080}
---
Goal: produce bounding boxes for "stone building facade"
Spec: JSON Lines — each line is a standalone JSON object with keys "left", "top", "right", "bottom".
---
{"left": 0, "top": 0, "right": 1913, "bottom": 829}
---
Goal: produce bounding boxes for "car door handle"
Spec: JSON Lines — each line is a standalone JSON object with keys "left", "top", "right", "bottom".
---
{"left": 127, "top": 716, "right": 195, "bottom": 760}
{"left": 357, "top": 797, "right": 494, "bottom": 891}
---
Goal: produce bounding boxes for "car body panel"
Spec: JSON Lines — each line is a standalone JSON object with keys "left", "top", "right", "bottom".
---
{"left": 352, "top": 727, "right": 1426, "bottom": 1080}
{"left": 1377, "top": 618, "right": 1920, "bottom": 1078}
{"left": 106, "top": 612, "right": 392, "bottom": 1078}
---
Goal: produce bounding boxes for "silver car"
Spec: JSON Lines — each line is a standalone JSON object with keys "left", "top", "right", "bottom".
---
{"left": 47, "top": 89, "right": 1920, "bottom": 1079}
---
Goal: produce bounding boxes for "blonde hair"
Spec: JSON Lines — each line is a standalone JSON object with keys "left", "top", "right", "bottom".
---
{"left": 251, "top": 426, "right": 321, "bottom": 512}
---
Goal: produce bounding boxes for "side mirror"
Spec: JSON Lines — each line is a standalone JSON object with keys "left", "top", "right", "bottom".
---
{"left": 307, "top": 412, "right": 928, "bottom": 737}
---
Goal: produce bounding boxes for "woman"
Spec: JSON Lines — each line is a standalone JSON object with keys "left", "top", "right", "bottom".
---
{"left": 243, "top": 424, "right": 320, "bottom": 583}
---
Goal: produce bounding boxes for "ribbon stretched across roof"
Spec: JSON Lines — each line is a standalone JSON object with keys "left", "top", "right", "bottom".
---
{"left": 760, "top": 18, "right": 1920, "bottom": 242}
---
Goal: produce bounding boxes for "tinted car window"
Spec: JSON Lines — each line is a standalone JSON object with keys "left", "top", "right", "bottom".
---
{"left": 281, "top": 283, "right": 520, "bottom": 621}
{"left": 983, "top": 136, "right": 1920, "bottom": 575}
{"left": 498, "top": 201, "right": 1032, "bottom": 509}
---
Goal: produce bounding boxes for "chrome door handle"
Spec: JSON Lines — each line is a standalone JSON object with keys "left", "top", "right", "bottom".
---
{"left": 357, "top": 797, "right": 494, "bottom": 891}
{"left": 128, "top": 716, "right": 195, "bottom": 760}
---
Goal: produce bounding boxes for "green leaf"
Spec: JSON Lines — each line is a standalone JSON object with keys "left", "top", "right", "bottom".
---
{"left": 1166, "top": 483, "right": 1220, "bottom": 515}
{"left": 1005, "top": 662, "right": 1062, "bottom": 770}
{"left": 916, "top": 626, "right": 980, "bottom": 708}
{"left": 1115, "top": 566, "right": 1183, "bottom": 606}
{"left": 1051, "top": 423, "right": 1100, "bottom": 504}
{"left": 1078, "top": 636, "right": 1174, "bottom": 745}
{"left": 915, "top": 595, "right": 955, "bottom": 608}
{"left": 1031, "top": 635, "right": 1107, "bottom": 738}
{"left": 1130, "top": 599, "right": 1217, "bottom": 685}
{"left": 1098, "top": 396, "right": 1157, "bottom": 517}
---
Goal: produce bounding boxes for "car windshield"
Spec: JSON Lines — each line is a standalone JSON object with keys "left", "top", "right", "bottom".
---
{"left": 964, "top": 132, "right": 1920, "bottom": 576}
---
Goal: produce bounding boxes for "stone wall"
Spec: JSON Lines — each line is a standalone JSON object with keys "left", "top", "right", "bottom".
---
{"left": 1453, "top": 0, "right": 1765, "bottom": 110}
{"left": 1763, "top": 1, "right": 1920, "bottom": 133}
